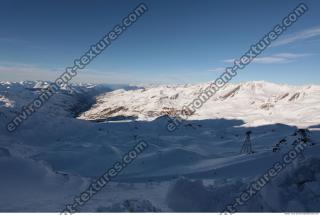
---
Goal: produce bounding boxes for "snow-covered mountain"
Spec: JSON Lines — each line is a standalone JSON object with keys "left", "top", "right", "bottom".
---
{"left": 0, "top": 80, "right": 107, "bottom": 113}
{"left": 0, "top": 81, "right": 141, "bottom": 131}
{"left": 79, "top": 81, "right": 320, "bottom": 127}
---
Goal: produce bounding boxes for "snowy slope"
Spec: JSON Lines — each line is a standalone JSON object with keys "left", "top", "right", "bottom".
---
{"left": 0, "top": 80, "right": 320, "bottom": 212}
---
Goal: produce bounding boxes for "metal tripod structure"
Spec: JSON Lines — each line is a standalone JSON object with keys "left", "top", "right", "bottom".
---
{"left": 240, "top": 131, "right": 253, "bottom": 154}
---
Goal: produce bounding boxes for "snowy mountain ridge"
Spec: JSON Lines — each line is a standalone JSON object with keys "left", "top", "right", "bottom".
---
{"left": 0, "top": 81, "right": 141, "bottom": 130}
{"left": 79, "top": 81, "right": 320, "bottom": 127}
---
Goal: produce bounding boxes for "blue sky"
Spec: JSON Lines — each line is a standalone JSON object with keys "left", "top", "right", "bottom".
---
{"left": 0, "top": 0, "right": 319, "bottom": 84}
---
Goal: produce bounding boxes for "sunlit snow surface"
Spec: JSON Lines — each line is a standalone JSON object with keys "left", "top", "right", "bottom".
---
{"left": 0, "top": 81, "right": 320, "bottom": 212}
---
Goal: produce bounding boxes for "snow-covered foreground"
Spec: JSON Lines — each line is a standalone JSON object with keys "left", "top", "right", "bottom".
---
{"left": 0, "top": 80, "right": 320, "bottom": 212}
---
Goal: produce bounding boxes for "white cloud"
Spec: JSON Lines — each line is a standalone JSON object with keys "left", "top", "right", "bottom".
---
{"left": 221, "top": 59, "right": 234, "bottom": 63}
{"left": 207, "top": 67, "right": 225, "bottom": 72}
{"left": 0, "top": 64, "right": 59, "bottom": 81}
{"left": 255, "top": 53, "right": 310, "bottom": 64}
{"left": 272, "top": 53, "right": 309, "bottom": 58}
{"left": 272, "top": 26, "right": 320, "bottom": 47}
{"left": 222, "top": 53, "right": 310, "bottom": 64}
{"left": 0, "top": 63, "right": 133, "bottom": 84}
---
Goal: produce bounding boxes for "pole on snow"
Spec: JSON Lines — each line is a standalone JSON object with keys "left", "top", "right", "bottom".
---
{"left": 240, "top": 131, "right": 253, "bottom": 154}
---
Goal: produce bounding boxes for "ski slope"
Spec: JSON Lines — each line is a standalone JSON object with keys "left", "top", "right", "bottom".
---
{"left": 0, "top": 80, "right": 320, "bottom": 212}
